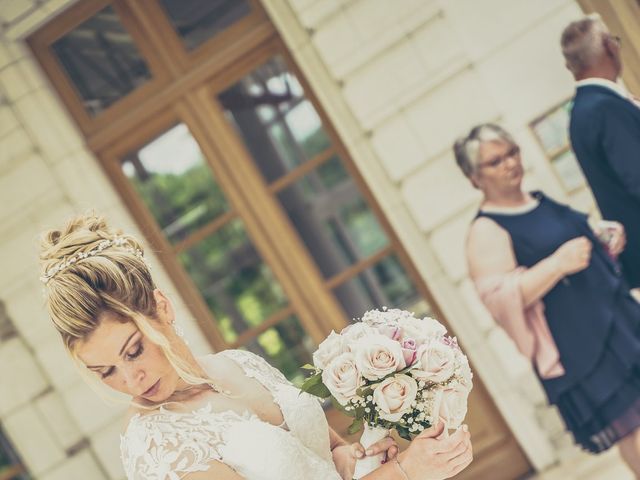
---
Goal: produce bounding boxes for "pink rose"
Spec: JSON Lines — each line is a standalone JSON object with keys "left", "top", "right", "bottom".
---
{"left": 322, "top": 352, "right": 362, "bottom": 405}
{"left": 373, "top": 374, "right": 418, "bottom": 422}
{"left": 401, "top": 339, "right": 418, "bottom": 366}
{"left": 380, "top": 324, "right": 402, "bottom": 341}
{"left": 412, "top": 341, "right": 456, "bottom": 383}
{"left": 354, "top": 334, "right": 406, "bottom": 381}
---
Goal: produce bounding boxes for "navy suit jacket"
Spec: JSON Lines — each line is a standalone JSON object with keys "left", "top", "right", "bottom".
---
{"left": 569, "top": 84, "right": 640, "bottom": 287}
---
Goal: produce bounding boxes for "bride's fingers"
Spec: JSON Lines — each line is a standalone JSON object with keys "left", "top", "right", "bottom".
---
{"left": 364, "top": 437, "right": 397, "bottom": 456}
{"left": 351, "top": 443, "right": 365, "bottom": 459}
{"left": 386, "top": 445, "right": 399, "bottom": 460}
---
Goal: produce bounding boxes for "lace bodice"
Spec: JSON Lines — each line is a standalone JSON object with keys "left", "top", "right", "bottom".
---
{"left": 120, "top": 350, "right": 341, "bottom": 480}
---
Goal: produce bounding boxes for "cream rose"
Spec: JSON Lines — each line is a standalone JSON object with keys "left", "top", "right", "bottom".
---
{"left": 313, "top": 331, "right": 346, "bottom": 370}
{"left": 398, "top": 316, "right": 447, "bottom": 345}
{"left": 373, "top": 374, "right": 418, "bottom": 422}
{"left": 322, "top": 352, "right": 362, "bottom": 405}
{"left": 413, "top": 341, "right": 456, "bottom": 383}
{"left": 354, "top": 334, "right": 406, "bottom": 381}
{"left": 437, "top": 385, "right": 469, "bottom": 428}
{"left": 455, "top": 350, "right": 473, "bottom": 390}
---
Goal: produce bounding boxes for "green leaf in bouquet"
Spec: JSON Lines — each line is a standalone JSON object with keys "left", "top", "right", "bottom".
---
{"left": 300, "top": 364, "right": 317, "bottom": 371}
{"left": 300, "top": 373, "right": 332, "bottom": 398}
{"left": 396, "top": 425, "right": 413, "bottom": 442}
{"left": 356, "top": 385, "right": 373, "bottom": 397}
{"left": 347, "top": 418, "right": 363, "bottom": 435}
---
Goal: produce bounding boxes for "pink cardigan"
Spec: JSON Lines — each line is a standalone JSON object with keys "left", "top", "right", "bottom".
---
{"left": 474, "top": 267, "right": 565, "bottom": 379}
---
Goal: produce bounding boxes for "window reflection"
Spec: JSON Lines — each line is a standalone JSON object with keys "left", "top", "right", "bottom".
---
{"left": 333, "top": 254, "right": 427, "bottom": 321}
{"left": 122, "top": 123, "right": 229, "bottom": 243}
{"left": 219, "top": 56, "right": 331, "bottom": 183}
{"left": 179, "top": 219, "right": 288, "bottom": 343}
{"left": 244, "top": 315, "right": 315, "bottom": 385}
{"left": 531, "top": 100, "right": 586, "bottom": 192}
{"left": 277, "top": 156, "right": 389, "bottom": 278}
{"left": 159, "top": 0, "right": 251, "bottom": 51}
{"left": 0, "top": 426, "right": 28, "bottom": 480}
{"left": 51, "top": 6, "right": 151, "bottom": 116}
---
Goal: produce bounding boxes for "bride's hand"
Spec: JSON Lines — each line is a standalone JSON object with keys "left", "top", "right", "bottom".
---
{"left": 332, "top": 436, "right": 398, "bottom": 480}
{"left": 398, "top": 422, "right": 473, "bottom": 480}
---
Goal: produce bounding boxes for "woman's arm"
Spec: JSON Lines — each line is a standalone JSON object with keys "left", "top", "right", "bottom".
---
{"left": 180, "top": 460, "right": 245, "bottom": 479}
{"left": 467, "top": 217, "right": 589, "bottom": 307}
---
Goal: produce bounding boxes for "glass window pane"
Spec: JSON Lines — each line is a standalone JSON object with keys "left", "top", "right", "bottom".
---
{"left": 159, "top": 0, "right": 252, "bottom": 51}
{"left": 277, "top": 156, "right": 389, "bottom": 278}
{"left": 531, "top": 101, "right": 572, "bottom": 156}
{"left": 122, "top": 123, "right": 230, "bottom": 244}
{"left": 51, "top": 6, "right": 152, "bottom": 116}
{"left": 218, "top": 56, "right": 332, "bottom": 183}
{"left": 243, "top": 315, "right": 315, "bottom": 385}
{"left": 332, "top": 254, "right": 429, "bottom": 321}
{"left": 0, "top": 427, "right": 28, "bottom": 480}
{"left": 552, "top": 150, "right": 587, "bottom": 191}
{"left": 179, "top": 219, "right": 288, "bottom": 343}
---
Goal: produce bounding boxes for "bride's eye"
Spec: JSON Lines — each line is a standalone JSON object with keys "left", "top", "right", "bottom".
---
{"left": 101, "top": 366, "right": 115, "bottom": 379}
{"left": 126, "top": 341, "right": 144, "bottom": 360}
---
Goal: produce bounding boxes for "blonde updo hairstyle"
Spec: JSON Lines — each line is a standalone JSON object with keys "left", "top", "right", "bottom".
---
{"left": 39, "top": 213, "right": 214, "bottom": 402}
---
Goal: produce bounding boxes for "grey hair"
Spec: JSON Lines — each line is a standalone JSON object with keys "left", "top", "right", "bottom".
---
{"left": 453, "top": 123, "right": 516, "bottom": 177}
{"left": 561, "top": 14, "right": 609, "bottom": 75}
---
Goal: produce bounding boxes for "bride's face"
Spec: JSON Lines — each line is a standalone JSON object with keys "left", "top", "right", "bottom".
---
{"left": 75, "top": 295, "right": 186, "bottom": 403}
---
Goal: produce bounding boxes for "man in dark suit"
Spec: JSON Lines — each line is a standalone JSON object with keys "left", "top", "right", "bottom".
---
{"left": 561, "top": 14, "right": 640, "bottom": 288}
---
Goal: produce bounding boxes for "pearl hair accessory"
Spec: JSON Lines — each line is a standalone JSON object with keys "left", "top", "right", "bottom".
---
{"left": 172, "top": 322, "right": 185, "bottom": 338}
{"left": 40, "top": 237, "right": 144, "bottom": 284}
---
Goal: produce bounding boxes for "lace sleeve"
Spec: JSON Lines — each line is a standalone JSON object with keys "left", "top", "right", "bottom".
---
{"left": 120, "top": 406, "right": 247, "bottom": 480}
{"left": 219, "top": 350, "right": 292, "bottom": 390}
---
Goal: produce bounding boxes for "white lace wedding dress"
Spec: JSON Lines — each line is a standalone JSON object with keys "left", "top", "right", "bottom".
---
{"left": 120, "top": 349, "right": 342, "bottom": 480}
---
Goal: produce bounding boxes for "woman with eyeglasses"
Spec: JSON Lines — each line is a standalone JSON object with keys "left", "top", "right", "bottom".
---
{"left": 455, "top": 123, "right": 640, "bottom": 473}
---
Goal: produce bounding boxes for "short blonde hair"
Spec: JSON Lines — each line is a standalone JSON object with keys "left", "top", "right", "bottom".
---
{"left": 39, "top": 213, "right": 217, "bottom": 401}
{"left": 453, "top": 123, "right": 516, "bottom": 178}
{"left": 561, "top": 14, "right": 609, "bottom": 75}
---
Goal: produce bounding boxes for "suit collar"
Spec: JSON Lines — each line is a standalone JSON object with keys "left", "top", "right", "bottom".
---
{"left": 576, "top": 78, "right": 628, "bottom": 99}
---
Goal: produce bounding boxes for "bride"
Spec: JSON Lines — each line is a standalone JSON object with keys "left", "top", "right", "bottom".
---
{"left": 39, "top": 213, "right": 472, "bottom": 480}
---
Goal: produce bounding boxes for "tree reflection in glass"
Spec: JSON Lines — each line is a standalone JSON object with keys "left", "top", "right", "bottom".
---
{"left": 178, "top": 219, "right": 288, "bottom": 343}
{"left": 122, "top": 123, "right": 229, "bottom": 243}
{"left": 219, "top": 56, "right": 332, "bottom": 183}
{"left": 278, "top": 156, "right": 389, "bottom": 278}
{"left": 244, "top": 315, "right": 315, "bottom": 385}
{"left": 333, "top": 254, "right": 427, "bottom": 322}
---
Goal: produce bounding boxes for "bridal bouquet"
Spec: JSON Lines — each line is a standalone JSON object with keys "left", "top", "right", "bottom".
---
{"left": 301, "top": 308, "right": 473, "bottom": 479}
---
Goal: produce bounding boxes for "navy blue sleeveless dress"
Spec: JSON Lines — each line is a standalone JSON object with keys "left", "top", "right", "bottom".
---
{"left": 477, "top": 191, "right": 640, "bottom": 453}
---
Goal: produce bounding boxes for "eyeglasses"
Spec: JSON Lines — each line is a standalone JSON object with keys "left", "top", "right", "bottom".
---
{"left": 477, "top": 145, "right": 521, "bottom": 169}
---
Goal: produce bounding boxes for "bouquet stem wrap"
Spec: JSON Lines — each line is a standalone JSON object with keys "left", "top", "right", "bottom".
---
{"left": 353, "top": 424, "right": 390, "bottom": 479}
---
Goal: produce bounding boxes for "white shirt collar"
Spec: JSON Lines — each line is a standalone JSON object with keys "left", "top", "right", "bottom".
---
{"left": 576, "top": 77, "right": 629, "bottom": 99}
